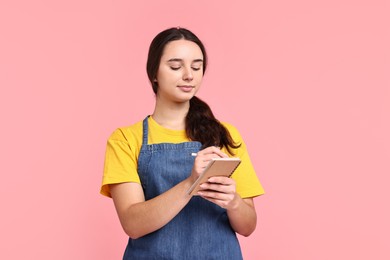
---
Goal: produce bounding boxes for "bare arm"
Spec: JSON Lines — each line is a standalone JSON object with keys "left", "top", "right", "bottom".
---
{"left": 226, "top": 197, "right": 257, "bottom": 237}
{"left": 109, "top": 178, "right": 193, "bottom": 239}
{"left": 198, "top": 177, "right": 257, "bottom": 236}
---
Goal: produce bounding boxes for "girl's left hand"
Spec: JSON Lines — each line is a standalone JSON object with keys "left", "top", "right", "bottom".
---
{"left": 197, "top": 176, "right": 239, "bottom": 210}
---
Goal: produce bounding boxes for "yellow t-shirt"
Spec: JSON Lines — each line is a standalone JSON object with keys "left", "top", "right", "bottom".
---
{"left": 101, "top": 116, "right": 265, "bottom": 199}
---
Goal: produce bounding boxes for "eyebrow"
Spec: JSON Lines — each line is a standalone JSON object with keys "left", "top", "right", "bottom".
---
{"left": 167, "top": 58, "right": 203, "bottom": 63}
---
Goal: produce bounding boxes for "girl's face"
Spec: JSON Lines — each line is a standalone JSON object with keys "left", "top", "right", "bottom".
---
{"left": 155, "top": 39, "right": 204, "bottom": 103}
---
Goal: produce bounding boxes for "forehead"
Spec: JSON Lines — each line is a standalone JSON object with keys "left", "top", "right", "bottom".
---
{"left": 161, "top": 39, "right": 203, "bottom": 61}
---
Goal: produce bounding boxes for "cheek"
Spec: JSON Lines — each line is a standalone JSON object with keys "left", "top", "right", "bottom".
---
{"left": 196, "top": 73, "right": 204, "bottom": 82}
{"left": 157, "top": 68, "right": 176, "bottom": 82}
{"left": 158, "top": 76, "right": 176, "bottom": 87}
{"left": 156, "top": 74, "right": 179, "bottom": 90}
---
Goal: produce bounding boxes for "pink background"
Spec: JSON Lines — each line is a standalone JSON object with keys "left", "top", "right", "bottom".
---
{"left": 1, "top": 0, "right": 389, "bottom": 259}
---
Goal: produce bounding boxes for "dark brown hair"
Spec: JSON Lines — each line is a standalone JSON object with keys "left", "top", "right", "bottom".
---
{"left": 146, "top": 27, "right": 240, "bottom": 154}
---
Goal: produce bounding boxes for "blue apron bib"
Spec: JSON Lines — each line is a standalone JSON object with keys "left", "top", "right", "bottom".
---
{"left": 123, "top": 116, "right": 242, "bottom": 260}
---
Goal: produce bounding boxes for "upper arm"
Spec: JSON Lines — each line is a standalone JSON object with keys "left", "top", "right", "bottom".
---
{"left": 242, "top": 197, "right": 255, "bottom": 209}
{"left": 109, "top": 182, "right": 145, "bottom": 217}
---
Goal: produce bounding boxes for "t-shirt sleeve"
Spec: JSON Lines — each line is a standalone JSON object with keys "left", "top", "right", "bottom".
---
{"left": 223, "top": 123, "right": 265, "bottom": 199}
{"left": 100, "top": 128, "right": 141, "bottom": 198}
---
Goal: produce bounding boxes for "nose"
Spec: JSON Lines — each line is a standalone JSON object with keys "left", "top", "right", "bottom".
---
{"left": 183, "top": 67, "right": 193, "bottom": 81}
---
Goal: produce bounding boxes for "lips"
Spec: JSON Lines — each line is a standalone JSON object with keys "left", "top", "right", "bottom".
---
{"left": 177, "top": 85, "right": 195, "bottom": 92}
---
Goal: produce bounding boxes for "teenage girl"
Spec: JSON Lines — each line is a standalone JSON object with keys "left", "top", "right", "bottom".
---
{"left": 101, "top": 27, "right": 264, "bottom": 260}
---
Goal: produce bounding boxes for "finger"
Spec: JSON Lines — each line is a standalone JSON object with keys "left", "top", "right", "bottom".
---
{"left": 197, "top": 190, "right": 226, "bottom": 200}
{"left": 199, "top": 195, "right": 233, "bottom": 209}
{"left": 199, "top": 182, "right": 235, "bottom": 194}
{"left": 207, "top": 176, "right": 235, "bottom": 185}
{"left": 200, "top": 146, "right": 228, "bottom": 158}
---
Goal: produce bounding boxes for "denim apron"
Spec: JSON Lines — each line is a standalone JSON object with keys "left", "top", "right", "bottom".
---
{"left": 123, "top": 116, "right": 242, "bottom": 260}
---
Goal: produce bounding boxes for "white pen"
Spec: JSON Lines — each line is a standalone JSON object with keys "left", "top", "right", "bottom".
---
{"left": 191, "top": 153, "right": 197, "bottom": 156}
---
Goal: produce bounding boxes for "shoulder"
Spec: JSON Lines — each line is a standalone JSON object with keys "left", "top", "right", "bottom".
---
{"left": 108, "top": 119, "right": 144, "bottom": 143}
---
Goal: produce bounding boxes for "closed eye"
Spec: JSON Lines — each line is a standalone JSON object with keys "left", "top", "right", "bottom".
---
{"left": 170, "top": 67, "right": 181, "bottom": 71}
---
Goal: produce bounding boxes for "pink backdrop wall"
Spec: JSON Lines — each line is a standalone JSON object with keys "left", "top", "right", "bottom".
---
{"left": 1, "top": 1, "right": 389, "bottom": 259}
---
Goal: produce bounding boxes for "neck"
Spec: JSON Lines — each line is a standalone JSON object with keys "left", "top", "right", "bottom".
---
{"left": 151, "top": 100, "right": 189, "bottom": 130}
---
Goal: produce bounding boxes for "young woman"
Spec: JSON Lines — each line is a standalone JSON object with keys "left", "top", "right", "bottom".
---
{"left": 101, "top": 27, "right": 264, "bottom": 259}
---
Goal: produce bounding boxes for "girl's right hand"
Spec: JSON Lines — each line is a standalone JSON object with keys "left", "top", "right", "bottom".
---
{"left": 189, "top": 146, "right": 228, "bottom": 183}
